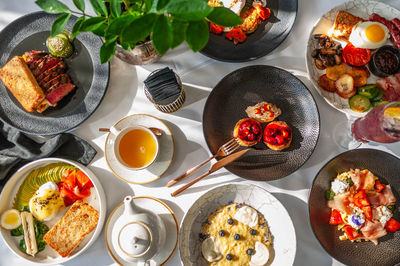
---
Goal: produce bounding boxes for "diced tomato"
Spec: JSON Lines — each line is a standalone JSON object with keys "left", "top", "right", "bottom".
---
{"left": 255, "top": 5, "right": 271, "bottom": 20}
{"left": 343, "top": 225, "right": 360, "bottom": 240}
{"left": 385, "top": 218, "right": 400, "bottom": 232}
{"left": 374, "top": 180, "right": 386, "bottom": 193}
{"left": 362, "top": 206, "right": 372, "bottom": 220}
{"left": 62, "top": 171, "right": 76, "bottom": 190}
{"left": 342, "top": 43, "right": 371, "bottom": 66}
{"left": 225, "top": 28, "right": 247, "bottom": 43}
{"left": 76, "top": 170, "right": 93, "bottom": 190}
{"left": 59, "top": 186, "right": 78, "bottom": 206}
{"left": 210, "top": 23, "right": 225, "bottom": 34}
{"left": 354, "top": 190, "right": 370, "bottom": 207}
{"left": 329, "top": 209, "right": 344, "bottom": 225}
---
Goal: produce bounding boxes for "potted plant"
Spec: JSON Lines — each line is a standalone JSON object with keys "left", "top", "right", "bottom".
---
{"left": 35, "top": 0, "right": 242, "bottom": 64}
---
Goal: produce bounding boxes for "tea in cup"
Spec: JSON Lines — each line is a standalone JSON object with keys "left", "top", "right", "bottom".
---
{"left": 113, "top": 126, "right": 159, "bottom": 170}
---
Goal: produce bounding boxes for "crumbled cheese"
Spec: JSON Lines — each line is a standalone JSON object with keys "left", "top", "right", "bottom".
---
{"left": 331, "top": 179, "right": 349, "bottom": 194}
{"left": 375, "top": 206, "right": 393, "bottom": 227}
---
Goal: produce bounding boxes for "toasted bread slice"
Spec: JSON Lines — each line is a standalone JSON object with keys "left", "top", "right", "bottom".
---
{"left": 43, "top": 200, "right": 99, "bottom": 258}
{"left": 331, "top": 11, "right": 365, "bottom": 41}
{"left": 0, "top": 56, "right": 45, "bottom": 112}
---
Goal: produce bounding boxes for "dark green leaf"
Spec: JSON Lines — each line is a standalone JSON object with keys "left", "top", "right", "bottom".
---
{"left": 152, "top": 15, "right": 172, "bottom": 55}
{"left": 170, "top": 20, "right": 187, "bottom": 48}
{"left": 145, "top": 0, "right": 154, "bottom": 12}
{"left": 165, "top": 0, "right": 213, "bottom": 21}
{"left": 325, "top": 189, "right": 336, "bottom": 201}
{"left": 79, "top": 17, "right": 107, "bottom": 32}
{"left": 121, "top": 13, "right": 157, "bottom": 45}
{"left": 19, "top": 239, "right": 26, "bottom": 253}
{"left": 185, "top": 20, "right": 208, "bottom": 52}
{"left": 100, "top": 39, "right": 117, "bottom": 63}
{"left": 106, "top": 15, "right": 136, "bottom": 37}
{"left": 51, "top": 12, "right": 72, "bottom": 37}
{"left": 346, "top": 177, "right": 354, "bottom": 186}
{"left": 92, "top": 23, "right": 108, "bottom": 36}
{"left": 73, "top": 0, "right": 85, "bottom": 12}
{"left": 388, "top": 205, "right": 396, "bottom": 212}
{"left": 89, "top": 0, "right": 108, "bottom": 16}
{"left": 21, "top": 206, "right": 29, "bottom": 212}
{"left": 207, "top": 7, "right": 242, "bottom": 27}
{"left": 110, "top": 0, "right": 122, "bottom": 18}
{"left": 72, "top": 16, "right": 85, "bottom": 38}
{"left": 10, "top": 225, "right": 24, "bottom": 236}
{"left": 35, "top": 0, "right": 69, "bottom": 14}
{"left": 157, "top": 0, "right": 169, "bottom": 10}
{"left": 120, "top": 40, "right": 134, "bottom": 50}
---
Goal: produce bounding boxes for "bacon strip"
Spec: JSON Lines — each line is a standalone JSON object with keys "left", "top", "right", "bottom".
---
{"left": 370, "top": 13, "right": 400, "bottom": 49}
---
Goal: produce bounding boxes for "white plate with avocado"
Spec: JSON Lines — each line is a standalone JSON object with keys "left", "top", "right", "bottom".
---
{"left": 0, "top": 158, "right": 106, "bottom": 265}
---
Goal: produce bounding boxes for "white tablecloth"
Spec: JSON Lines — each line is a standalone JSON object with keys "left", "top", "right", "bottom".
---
{"left": 1, "top": 0, "right": 399, "bottom": 265}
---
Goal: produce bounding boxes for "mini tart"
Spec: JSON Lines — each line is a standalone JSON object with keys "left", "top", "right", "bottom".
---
{"left": 245, "top": 102, "right": 281, "bottom": 123}
{"left": 233, "top": 118, "right": 262, "bottom": 146}
{"left": 263, "top": 121, "right": 292, "bottom": 151}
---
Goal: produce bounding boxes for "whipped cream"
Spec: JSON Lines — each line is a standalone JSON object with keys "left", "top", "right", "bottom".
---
{"left": 234, "top": 206, "right": 259, "bottom": 228}
{"left": 249, "top": 242, "right": 269, "bottom": 266}
{"left": 201, "top": 236, "right": 223, "bottom": 262}
{"left": 331, "top": 179, "right": 349, "bottom": 194}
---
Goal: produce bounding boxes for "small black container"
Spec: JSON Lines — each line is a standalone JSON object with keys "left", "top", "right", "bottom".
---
{"left": 368, "top": 45, "right": 400, "bottom": 77}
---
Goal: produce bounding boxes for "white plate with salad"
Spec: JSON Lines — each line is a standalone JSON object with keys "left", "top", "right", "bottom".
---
{"left": 0, "top": 158, "right": 106, "bottom": 265}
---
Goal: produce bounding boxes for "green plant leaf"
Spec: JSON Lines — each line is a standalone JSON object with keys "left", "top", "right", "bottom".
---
{"left": 35, "top": 0, "right": 69, "bottom": 14}
{"left": 51, "top": 12, "right": 71, "bottom": 37}
{"left": 185, "top": 20, "right": 208, "bottom": 52}
{"left": 100, "top": 39, "right": 117, "bottom": 63}
{"left": 92, "top": 23, "right": 108, "bottom": 37}
{"left": 121, "top": 13, "right": 156, "bottom": 45}
{"left": 120, "top": 40, "right": 134, "bottom": 50}
{"left": 79, "top": 17, "right": 107, "bottom": 32}
{"left": 165, "top": 0, "right": 213, "bottom": 21}
{"left": 73, "top": 0, "right": 85, "bottom": 12}
{"left": 89, "top": 0, "right": 108, "bottom": 16}
{"left": 152, "top": 15, "right": 172, "bottom": 55}
{"left": 157, "top": 0, "right": 169, "bottom": 10}
{"left": 207, "top": 7, "right": 242, "bottom": 27}
{"left": 170, "top": 20, "right": 187, "bottom": 48}
{"left": 110, "top": 0, "right": 122, "bottom": 18}
{"left": 145, "top": 0, "right": 154, "bottom": 12}
{"left": 106, "top": 15, "right": 136, "bottom": 37}
{"left": 71, "top": 16, "right": 85, "bottom": 38}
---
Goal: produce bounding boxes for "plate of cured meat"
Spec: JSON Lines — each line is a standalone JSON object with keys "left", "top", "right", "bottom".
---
{"left": 309, "top": 149, "right": 400, "bottom": 266}
{"left": 306, "top": 0, "right": 400, "bottom": 117}
{"left": 203, "top": 65, "right": 320, "bottom": 181}
{"left": 201, "top": 0, "right": 297, "bottom": 62}
{"left": 0, "top": 11, "right": 109, "bottom": 135}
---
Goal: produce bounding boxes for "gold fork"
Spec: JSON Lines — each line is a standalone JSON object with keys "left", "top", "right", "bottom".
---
{"left": 166, "top": 138, "right": 240, "bottom": 187}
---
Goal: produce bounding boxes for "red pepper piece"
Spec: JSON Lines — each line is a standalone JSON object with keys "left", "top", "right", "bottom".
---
{"left": 329, "top": 209, "right": 344, "bottom": 225}
{"left": 354, "top": 189, "right": 370, "bottom": 208}
{"left": 210, "top": 23, "right": 224, "bottom": 34}
{"left": 255, "top": 5, "right": 271, "bottom": 20}
{"left": 385, "top": 218, "right": 400, "bottom": 232}
{"left": 362, "top": 206, "right": 372, "bottom": 220}
{"left": 343, "top": 225, "right": 360, "bottom": 240}
{"left": 374, "top": 180, "right": 386, "bottom": 193}
{"left": 225, "top": 28, "right": 247, "bottom": 43}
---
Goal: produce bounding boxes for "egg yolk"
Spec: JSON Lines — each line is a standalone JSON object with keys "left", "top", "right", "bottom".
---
{"left": 4, "top": 212, "right": 19, "bottom": 225}
{"left": 365, "top": 24, "right": 385, "bottom": 43}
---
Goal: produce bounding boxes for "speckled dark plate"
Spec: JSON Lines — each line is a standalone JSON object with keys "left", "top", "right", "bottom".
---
{"left": 203, "top": 65, "right": 320, "bottom": 181}
{"left": 309, "top": 149, "right": 400, "bottom": 266}
{"left": 200, "top": 0, "right": 297, "bottom": 62}
{"left": 0, "top": 11, "right": 109, "bottom": 135}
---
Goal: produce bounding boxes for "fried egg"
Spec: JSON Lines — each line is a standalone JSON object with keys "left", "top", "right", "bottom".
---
{"left": 220, "top": 0, "right": 246, "bottom": 15}
{"left": 29, "top": 182, "right": 65, "bottom": 221}
{"left": 349, "top": 21, "right": 389, "bottom": 49}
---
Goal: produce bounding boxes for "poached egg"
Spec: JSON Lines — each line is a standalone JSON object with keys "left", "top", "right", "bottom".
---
{"left": 29, "top": 182, "right": 65, "bottom": 221}
{"left": 349, "top": 21, "right": 389, "bottom": 49}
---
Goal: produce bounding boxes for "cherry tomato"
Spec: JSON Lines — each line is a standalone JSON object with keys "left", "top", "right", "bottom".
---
{"left": 209, "top": 23, "right": 224, "bottom": 34}
{"left": 255, "top": 5, "right": 271, "bottom": 20}
{"left": 385, "top": 218, "right": 400, "bottom": 232}
{"left": 329, "top": 209, "right": 344, "bottom": 225}
{"left": 225, "top": 28, "right": 247, "bottom": 43}
{"left": 343, "top": 225, "right": 360, "bottom": 240}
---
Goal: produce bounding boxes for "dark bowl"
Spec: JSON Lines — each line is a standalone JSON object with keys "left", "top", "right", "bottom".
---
{"left": 309, "top": 148, "right": 400, "bottom": 266}
{"left": 368, "top": 45, "right": 400, "bottom": 77}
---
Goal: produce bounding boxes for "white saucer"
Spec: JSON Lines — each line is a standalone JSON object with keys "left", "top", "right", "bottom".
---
{"left": 104, "top": 196, "right": 179, "bottom": 265}
{"left": 105, "top": 114, "right": 174, "bottom": 184}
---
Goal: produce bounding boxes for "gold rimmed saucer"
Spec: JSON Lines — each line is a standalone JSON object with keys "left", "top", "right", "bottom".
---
{"left": 104, "top": 196, "right": 179, "bottom": 265}
{"left": 105, "top": 114, "right": 174, "bottom": 184}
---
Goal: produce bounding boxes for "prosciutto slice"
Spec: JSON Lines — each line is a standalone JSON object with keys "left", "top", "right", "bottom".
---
{"left": 349, "top": 169, "right": 375, "bottom": 191}
{"left": 327, "top": 192, "right": 353, "bottom": 214}
{"left": 360, "top": 220, "right": 387, "bottom": 245}
{"left": 368, "top": 186, "right": 397, "bottom": 207}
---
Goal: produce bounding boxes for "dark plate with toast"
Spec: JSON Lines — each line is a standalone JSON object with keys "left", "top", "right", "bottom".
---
{"left": 0, "top": 11, "right": 109, "bottom": 135}
{"left": 203, "top": 65, "right": 320, "bottom": 181}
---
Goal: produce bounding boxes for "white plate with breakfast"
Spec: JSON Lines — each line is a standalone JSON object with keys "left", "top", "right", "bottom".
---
{"left": 0, "top": 158, "right": 106, "bottom": 265}
{"left": 306, "top": 0, "right": 400, "bottom": 117}
{"left": 105, "top": 114, "right": 174, "bottom": 184}
{"left": 179, "top": 183, "right": 296, "bottom": 266}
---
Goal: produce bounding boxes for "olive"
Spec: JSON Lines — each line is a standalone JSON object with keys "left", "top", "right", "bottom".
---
{"left": 226, "top": 254, "right": 233, "bottom": 260}
{"left": 219, "top": 230, "right": 225, "bottom": 237}
{"left": 234, "top": 234, "right": 240, "bottom": 240}
{"left": 227, "top": 218, "right": 234, "bottom": 225}
{"left": 247, "top": 249, "right": 255, "bottom": 255}
{"left": 250, "top": 229, "right": 257, "bottom": 235}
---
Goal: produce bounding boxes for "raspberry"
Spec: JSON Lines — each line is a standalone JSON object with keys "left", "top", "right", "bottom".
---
{"left": 276, "top": 135, "right": 284, "bottom": 144}
{"left": 247, "top": 133, "right": 255, "bottom": 141}
{"left": 251, "top": 125, "right": 260, "bottom": 134}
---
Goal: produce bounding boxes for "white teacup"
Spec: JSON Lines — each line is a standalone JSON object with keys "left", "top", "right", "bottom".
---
{"left": 112, "top": 125, "right": 159, "bottom": 170}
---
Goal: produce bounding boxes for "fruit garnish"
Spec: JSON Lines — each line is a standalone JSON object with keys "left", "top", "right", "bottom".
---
{"left": 247, "top": 133, "right": 255, "bottom": 141}
{"left": 383, "top": 106, "right": 400, "bottom": 120}
{"left": 255, "top": 108, "right": 261, "bottom": 114}
{"left": 251, "top": 125, "right": 260, "bottom": 134}
{"left": 276, "top": 135, "right": 284, "bottom": 144}
{"left": 0, "top": 209, "right": 21, "bottom": 230}
{"left": 263, "top": 104, "right": 270, "bottom": 111}
{"left": 268, "top": 112, "right": 274, "bottom": 117}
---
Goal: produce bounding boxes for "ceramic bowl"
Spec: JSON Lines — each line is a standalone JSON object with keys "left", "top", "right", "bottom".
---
{"left": 179, "top": 183, "right": 296, "bottom": 265}
{"left": 0, "top": 158, "right": 107, "bottom": 265}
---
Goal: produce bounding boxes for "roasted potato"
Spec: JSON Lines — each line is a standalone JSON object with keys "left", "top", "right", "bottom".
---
{"left": 347, "top": 68, "right": 368, "bottom": 87}
{"left": 326, "top": 64, "right": 347, "bottom": 81}
{"left": 336, "top": 74, "right": 356, "bottom": 98}
{"left": 318, "top": 74, "right": 336, "bottom": 92}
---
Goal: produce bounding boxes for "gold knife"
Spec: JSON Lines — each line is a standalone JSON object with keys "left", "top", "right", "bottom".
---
{"left": 171, "top": 149, "right": 250, "bottom": 197}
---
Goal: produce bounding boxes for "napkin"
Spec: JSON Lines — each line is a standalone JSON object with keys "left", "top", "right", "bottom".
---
{"left": 144, "top": 67, "right": 181, "bottom": 105}
{"left": 0, "top": 121, "right": 97, "bottom": 192}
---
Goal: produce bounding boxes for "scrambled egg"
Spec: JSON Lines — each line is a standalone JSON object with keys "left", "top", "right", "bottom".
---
{"left": 201, "top": 203, "right": 271, "bottom": 265}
